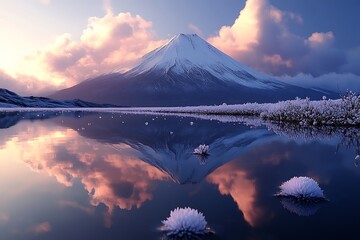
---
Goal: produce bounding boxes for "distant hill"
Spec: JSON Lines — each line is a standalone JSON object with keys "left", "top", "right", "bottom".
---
{"left": 0, "top": 88, "right": 117, "bottom": 108}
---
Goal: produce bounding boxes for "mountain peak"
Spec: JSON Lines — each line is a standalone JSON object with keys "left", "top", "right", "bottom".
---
{"left": 128, "top": 33, "right": 270, "bottom": 88}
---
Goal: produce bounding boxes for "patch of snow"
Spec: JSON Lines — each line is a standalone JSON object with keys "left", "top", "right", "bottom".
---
{"left": 113, "top": 92, "right": 360, "bottom": 127}
{"left": 276, "top": 176, "right": 325, "bottom": 200}
{"left": 161, "top": 207, "right": 209, "bottom": 238}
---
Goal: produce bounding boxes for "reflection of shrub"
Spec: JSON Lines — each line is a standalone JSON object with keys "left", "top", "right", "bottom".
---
{"left": 193, "top": 144, "right": 209, "bottom": 156}
{"left": 280, "top": 198, "right": 324, "bottom": 216}
{"left": 276, "top": 176, "right": 325, "bottom": 200}
{"left": 161, "top": 207, "right": 209, "bottom": 238}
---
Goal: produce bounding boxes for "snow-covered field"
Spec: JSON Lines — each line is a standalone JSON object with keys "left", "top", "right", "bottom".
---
{"left": 121, "top": 92, "right": 360, "bottom": 126}
{"left": 1, "top": 92, "right": 359, "bottom": 126}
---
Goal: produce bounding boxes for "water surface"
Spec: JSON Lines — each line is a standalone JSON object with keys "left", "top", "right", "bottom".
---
{"left": 0, "top": 111, "right": 360, "bottom": 239}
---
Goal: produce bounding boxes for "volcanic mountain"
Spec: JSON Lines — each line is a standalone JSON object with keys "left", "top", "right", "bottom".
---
{"left": 51, "top": 34, "right": 332, "bottom": 106}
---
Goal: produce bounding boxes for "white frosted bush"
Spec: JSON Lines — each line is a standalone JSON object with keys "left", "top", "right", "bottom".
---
{"left": 161, "top": 207, "right": 208, "bottom": 237}
{"left": 276, "top": 176, "right": 325, "bottom": 200}
{"left": 121, "top": 92, "right": 360, "bottom": 126}
{"left": 193, "top": 144, "right": 209, "bottom": 155}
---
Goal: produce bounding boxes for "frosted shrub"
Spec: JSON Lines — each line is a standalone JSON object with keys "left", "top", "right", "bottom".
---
{"left": 193, "top": 144, "right": 209, "bottom": 155}
{"left": 261, "top": 94, "right": 360, "bottom": 126}
{"left": 161, "top": 207, "right": 209, "bottom": 238}
{"left": 123, "top": 92, "right": 360, "bottom": 126}
{"left": 276, "top": 176, "right": 325, "bottom": 200}
{"left": 340, "top": 91, "right": 360, "bottom": 125}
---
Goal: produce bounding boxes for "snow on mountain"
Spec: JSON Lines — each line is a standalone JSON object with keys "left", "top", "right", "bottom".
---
{"left": 130, "top": 34, "right": 274, "bottom": 89}
{"left": 51, "top": 34, "right": 334, "bottom": 107}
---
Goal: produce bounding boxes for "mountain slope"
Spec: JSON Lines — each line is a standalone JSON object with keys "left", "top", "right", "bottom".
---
{"left": 52, "top": 34, "right": 334, "bottom": 107}
{"left": 0, "top": 88, "right": 116, "bottom": 108}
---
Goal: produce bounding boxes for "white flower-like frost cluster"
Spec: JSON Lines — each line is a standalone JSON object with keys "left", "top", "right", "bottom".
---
{"left": 161, "top": 207, "right": 208, "bottom": 237}
{"left": 277, "top": 176, "right": 325, "bottom": 200}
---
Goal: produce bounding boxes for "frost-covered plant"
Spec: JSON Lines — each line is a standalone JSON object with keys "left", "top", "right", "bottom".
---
{"left": 340, "top": 91, "right": 360, "bottom": 124}
{"left": 161, "top": 207, "right": 209, "bottom": 238}
{"left": 193, "top": 144, "right": 209, "bottom": 155}
{"left": 276, "top": 176, "right": 325, "bottom": 200}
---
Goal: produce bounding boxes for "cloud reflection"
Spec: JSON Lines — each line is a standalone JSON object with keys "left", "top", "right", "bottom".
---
{"left": 207, "top": 163, "right": 264, "bottom": 226}
{"left": 5, "top": 123, "right": 169, "bottom": 216}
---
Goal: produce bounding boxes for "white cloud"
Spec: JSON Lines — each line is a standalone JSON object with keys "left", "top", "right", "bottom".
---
{"left": 278, "top": 72, "right": 360, "bottom": 95}
{"left": 37, "top": 0, "right": 50, "bottom": 5}
{"left": 188, "top": 23, "right": 204, "bottom": 37}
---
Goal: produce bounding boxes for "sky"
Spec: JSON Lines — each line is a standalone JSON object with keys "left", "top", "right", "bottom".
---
{"left": 0, "top": 0, "right": 359, "bottom": 95}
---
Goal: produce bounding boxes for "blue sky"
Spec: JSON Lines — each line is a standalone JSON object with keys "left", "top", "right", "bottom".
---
{"left": 0, "top": 0, "right": 359, "bottom": 94}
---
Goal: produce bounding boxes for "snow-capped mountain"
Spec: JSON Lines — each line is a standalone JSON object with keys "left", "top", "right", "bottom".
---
{"left": 0, "top": 88, "right": 116, "bottom": 108}
{"left": 130, "top": 33, "right": 274, "bottom": 89}
{"left": 52, "top": 34, "right": 334, "bottom": 106}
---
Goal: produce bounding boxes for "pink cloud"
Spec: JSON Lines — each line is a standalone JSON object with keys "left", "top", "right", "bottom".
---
{"left": 0, "top": 70, "right": 56, "bottom": 96}
{"left": 31, "top": 221, "right": 51, "bottom": 234}
{"left": 307, "top": 32, "right": 334, "bottom": 46}
{"left": 14, "top": 12, "right": 166, "bottom": 93}
{"left": 208, "top": 0, "right": 348, "bottom": 77}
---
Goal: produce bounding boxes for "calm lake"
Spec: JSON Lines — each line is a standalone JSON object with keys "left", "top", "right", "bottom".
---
{"left": 0, "top": 111, "right": 360, "bottom": 240}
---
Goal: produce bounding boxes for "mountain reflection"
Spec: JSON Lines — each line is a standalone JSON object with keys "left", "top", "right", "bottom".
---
{"left": 1, "top": 111, "right": 360, "bottom": 231}
{"left": 52, "top": 112, "right": 276, "bottom": 184}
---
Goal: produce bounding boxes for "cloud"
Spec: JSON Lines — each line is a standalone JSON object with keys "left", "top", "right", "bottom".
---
{"left": 102, "top": 0, "right": 112, "bottom": 14}
{"left": 188, "top": 23, "right": 204, "bottom": 37}
{"left": 30, "top": 222, "right": 51, "bottom": 234}
{"left": 207, "top": 166, "right": 263, "bottom": 226}
{"left": 0, "top": 214, "right": 9, "bottom": 223}
{"left": 37, "top": 0, "right": 50, "bottom": 5}
{"left": 342, "top": 47, "right": 360, "bottom": 75}
{"left": 278, "top": 72, "right": 360, "bottom": 95}
{"left": 0, "top": 70, "right": 56, "bottom": 96}
{"left": 12, "top": 12, "right": 165, "bottom": 94}
{"left": 208, "top": 0, "right": 355, "bottom": 77}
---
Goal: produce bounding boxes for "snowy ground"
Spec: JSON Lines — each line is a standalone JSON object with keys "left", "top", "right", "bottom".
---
{"left": 1, "top": 93, "right": 359, "bottom": 126}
